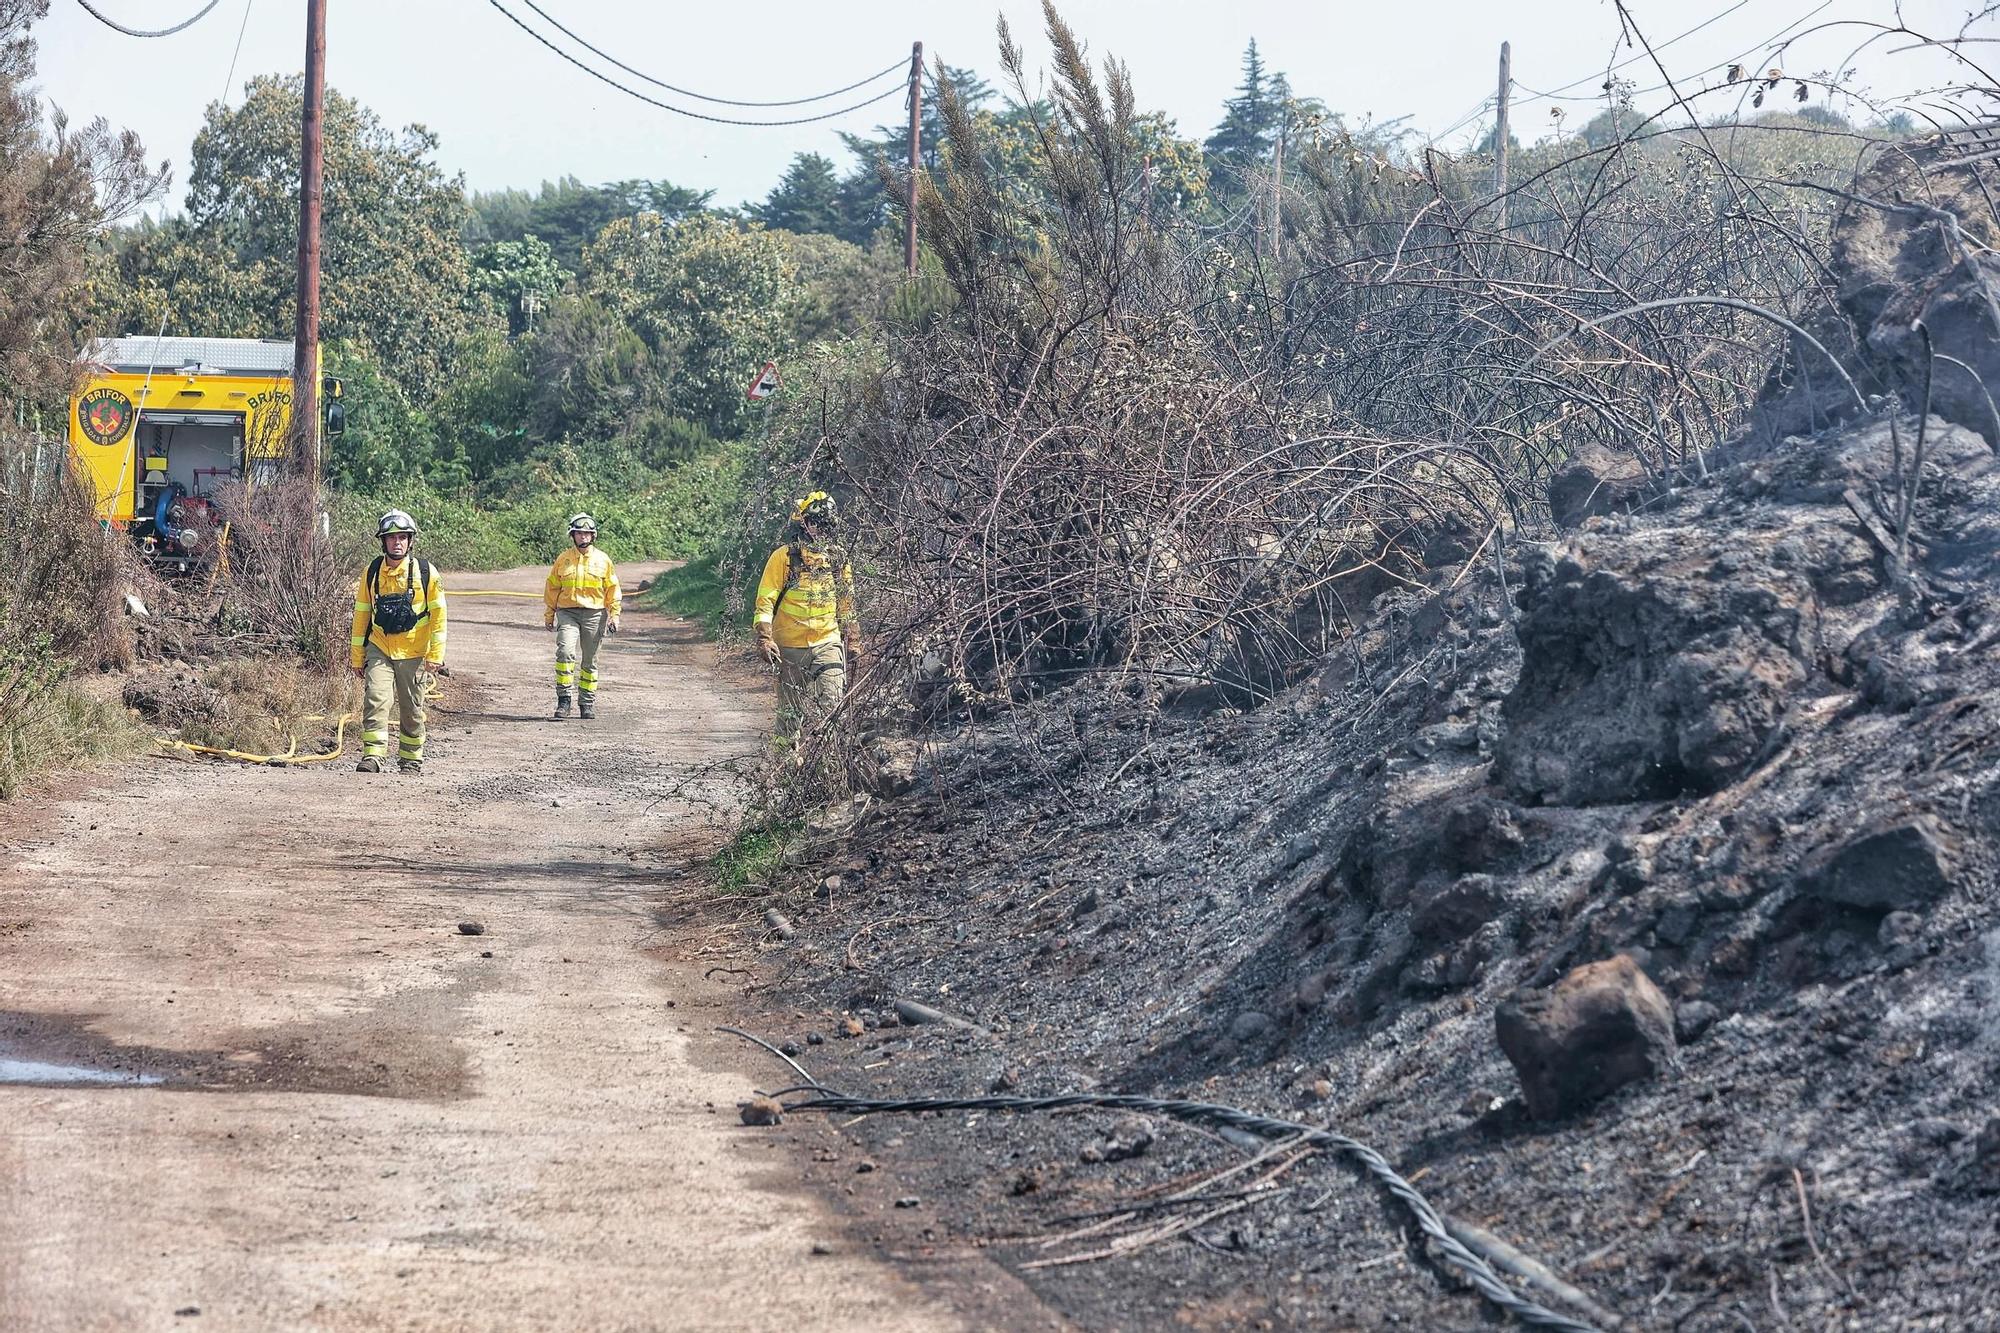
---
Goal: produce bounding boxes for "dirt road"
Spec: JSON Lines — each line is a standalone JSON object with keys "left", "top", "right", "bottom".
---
{"left": 0, "top": 563, "right": 966, "bottom": 1332}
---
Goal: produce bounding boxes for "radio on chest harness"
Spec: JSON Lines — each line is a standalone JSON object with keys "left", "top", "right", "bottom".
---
{"left": 367, "top": 555, "right": 434, "bottom": 635}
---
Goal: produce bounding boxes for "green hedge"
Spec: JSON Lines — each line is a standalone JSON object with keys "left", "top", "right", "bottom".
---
{"left": 335, "top": 447, "right": 745, "bottom": 572}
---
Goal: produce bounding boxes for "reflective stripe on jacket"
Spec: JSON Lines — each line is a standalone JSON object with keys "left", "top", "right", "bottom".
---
{"left": 350, "top": 558, "right": 447, "bottom": 669}
{"left": 753, "top": 544, "right": 855, "bottom": 650}
{"left": 545, "top": 547, "right": 621, "bottom": 624}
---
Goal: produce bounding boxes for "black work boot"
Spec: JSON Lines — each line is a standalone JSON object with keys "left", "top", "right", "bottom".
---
{"left": 579, "top": 695, "right": 596, "bottom": 720}
{"left": 553, "top": 691, "right": 573, "bottom": 720}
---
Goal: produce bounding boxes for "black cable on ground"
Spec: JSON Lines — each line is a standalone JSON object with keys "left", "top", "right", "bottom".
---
{"left": 486, "top": 0, "right": 907, "bottom": 128}
{"left": 774, "top": 1086, "right": 1611, "bottom": 1333}
{"left": 74, "top": 0, "right": 218, "bottom": 37}
{"left": 517, "top": 0, "right": 905, "bottom": 108}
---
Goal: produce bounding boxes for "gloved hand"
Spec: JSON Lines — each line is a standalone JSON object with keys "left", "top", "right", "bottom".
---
{"left": 757, "top": 627, "right": 779, "bottom": 666}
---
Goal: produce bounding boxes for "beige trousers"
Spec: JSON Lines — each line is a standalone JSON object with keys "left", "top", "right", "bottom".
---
{"left": 362, "top": 645, "right": 427, "bottom": 764}
{"left": 775, "top": 641, "right": 846, "bottom": 742}
{"left": 555, "top": 607, "right": 606, "bottom": 701}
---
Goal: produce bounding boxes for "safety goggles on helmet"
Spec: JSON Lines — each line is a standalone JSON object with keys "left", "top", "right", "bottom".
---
{"left": 791, "top": 491, "right": 837, "bottom": 527}
{"left": 568, "top": 512, "right": 598, "bottom": 534}
{"left": 377, "top": 509, "right": 419, "bottom": 539}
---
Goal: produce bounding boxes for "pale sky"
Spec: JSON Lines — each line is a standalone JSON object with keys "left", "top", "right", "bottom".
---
{"left": 29, "top": 0, "right": 1992, "bottom": 215}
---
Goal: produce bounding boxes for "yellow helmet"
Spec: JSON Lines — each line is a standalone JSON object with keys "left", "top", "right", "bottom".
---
{"left": 791, "top": 491, "right": 837, "bottom": 527}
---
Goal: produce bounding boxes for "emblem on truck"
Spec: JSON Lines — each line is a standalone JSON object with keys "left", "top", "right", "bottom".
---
{"left": 78, "top": 387, "right": 135, "bottom": 445}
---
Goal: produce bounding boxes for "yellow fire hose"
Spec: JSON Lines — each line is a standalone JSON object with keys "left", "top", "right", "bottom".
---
{"left": 153, "top": 591, "right": 547, "bottom": 768}
{"left": 155, "top": 712, "right": 355, "bottom": 767}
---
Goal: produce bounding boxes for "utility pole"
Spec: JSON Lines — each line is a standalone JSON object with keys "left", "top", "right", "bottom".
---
{"left": 1140, "top": 153, "right": 1153, "bottom": 228}
{"left": 1269, "top": 127, "right": 1284, "bottom": 260}
{"left": 905, "top": 40, "right": 923, "bottom": 277}
{"left": 292, "top": 0, "right": 326, "bottom": 483}
{"left": 1494, "top": 40, "right": 1511, "bottom": 232}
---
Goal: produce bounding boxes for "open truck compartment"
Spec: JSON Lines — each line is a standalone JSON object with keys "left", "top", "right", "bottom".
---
{"left": 67, "top": 336, "right": 304, "bottom": 568}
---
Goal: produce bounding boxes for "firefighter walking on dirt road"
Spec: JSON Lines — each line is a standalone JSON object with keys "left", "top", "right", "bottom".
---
{"left": 351, "top": 510, "right": 446, "bottom": 775}
{"left": 546, "top": 513, "right": 621, "bottom": 720}
{"left": 754, "top": 492, "right": 860, "bottom": 745}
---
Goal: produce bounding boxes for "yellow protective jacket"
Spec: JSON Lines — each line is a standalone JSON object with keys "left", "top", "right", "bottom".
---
{"left": 754, "top": 542, "right": 855, "bottom": 650}
{"left": 545, "top": 546, "right": 622, "bottom": 625}
{"left": 350, "top": 556, "right": 446, "bottom": 669}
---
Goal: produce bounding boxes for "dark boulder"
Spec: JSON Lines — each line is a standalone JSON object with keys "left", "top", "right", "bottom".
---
{"left": 1496, "top": 954, "right": 1678, "bottom": 1120}
{"left": 1548, "top": 444, "right": 1652, "bottom": 529}
{"left": 1798, "top": 815, "right": 1957, "bottom": 912}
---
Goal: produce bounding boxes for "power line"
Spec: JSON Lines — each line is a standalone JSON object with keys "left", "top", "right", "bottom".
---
{"left": 73, "top": 0, "right": 219, "bottom": 37}
{"left": 487, "top": 0, "right": 909, "bottom": 127}
{"left": 517, "top": 0, "right": 905, "bottom": 108}
{"left": 1510, "top": 0, "right": 1752, "bottom": 105}
{"left": 1432, "top": 95, "right": 1496, "bottom": 145}
{"left": 1512, "top": 0, "right": 1835, "bottom": 110}
{"left": 218, "top": 0, "right": 252, "bottom": 106}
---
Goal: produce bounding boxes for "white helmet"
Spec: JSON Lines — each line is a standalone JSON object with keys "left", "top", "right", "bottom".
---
{"left": 568, "top": 512, "right": 598, "bottom": 534}
{"left": 377, "top": 509, "right": 419, "bottom": 539}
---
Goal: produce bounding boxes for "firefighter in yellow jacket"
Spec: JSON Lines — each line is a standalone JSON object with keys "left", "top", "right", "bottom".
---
{"left": 545, "top": 512, "right": 621, "bottom": 720}
{"left": 754, "top": 492, "right": 859, "bottom": 743}
{"left": 351, "top": 510, "right": 446, "bottom": 774}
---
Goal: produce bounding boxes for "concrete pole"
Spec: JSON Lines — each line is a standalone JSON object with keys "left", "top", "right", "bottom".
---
{"left": 1494, "top": 41, "right": 1511, "bottom": 232}
{"left": 905, "top": 40, "right": 923, "bottom": 277}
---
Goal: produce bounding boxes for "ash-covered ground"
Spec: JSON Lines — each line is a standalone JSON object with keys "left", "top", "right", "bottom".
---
{"left": 735, "top": 144, "right": 2000, "bottom": 1333}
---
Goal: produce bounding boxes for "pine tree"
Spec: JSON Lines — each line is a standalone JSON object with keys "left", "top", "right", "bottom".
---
{"left": 749, "top": 152, "right": 844, "bottom": 236}
{"left": 834, "top": 65, "right": 994, "bottom": 245}
{"left": 1204, "top": 40, "right": 1284, "bottom": 196}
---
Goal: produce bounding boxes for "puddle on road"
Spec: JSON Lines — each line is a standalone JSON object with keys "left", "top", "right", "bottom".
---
{"left": 0, "top": 1053, "right": 163, "bottom": 1086}
{"left": 0, "top": 1007, "right": 469, "bottom": 1100}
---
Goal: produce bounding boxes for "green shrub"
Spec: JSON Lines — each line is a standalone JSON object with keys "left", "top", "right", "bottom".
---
{"left": 710, "top": 817, "right": 798, "bottom": 893}
{"left": 335, "top": 443, "right": 748, "bottom": 572}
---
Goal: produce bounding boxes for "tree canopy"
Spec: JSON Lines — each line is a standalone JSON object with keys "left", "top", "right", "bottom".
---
{"left": 93, "top": 75, "right": 473, "bottom": 400}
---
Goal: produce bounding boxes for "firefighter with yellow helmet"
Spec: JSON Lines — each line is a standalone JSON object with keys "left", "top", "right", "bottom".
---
{"left": 351, "top": 510, "right": 446, "bottom": 774}
{"left": 545, "top": 512, "right": 621, "bottom": 720}
{"left": 753, "top": 491, "right": 859, "bottom": 743}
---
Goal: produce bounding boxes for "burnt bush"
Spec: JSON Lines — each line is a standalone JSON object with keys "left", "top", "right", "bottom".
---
{"left": 756, "top": 6, "right": 1977, "bottom": 724}
{"left": 0, "top": 433, "right": 137, "bottom": 795}
{"left": 210, "top": 477, "right": 349, "bottom": 669}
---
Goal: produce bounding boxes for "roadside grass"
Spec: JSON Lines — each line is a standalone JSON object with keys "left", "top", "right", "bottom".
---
{"left": 179, "top": 658, "right": 355, "bottom": 758}
{"left": 711, "top": 817, "right": 799, "bottom": 893}
{"left": 646, "top": 546, "right": 777, "bottom": 643}
{"left": 0, "top": 683, "right": 147, "bottom": 799}
{"left": 647, "top": 554, "right": 727, "bottom": 637}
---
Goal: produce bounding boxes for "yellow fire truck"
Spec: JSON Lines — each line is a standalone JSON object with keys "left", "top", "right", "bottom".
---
{"left": 67, "top": 336, "right": 339, "bottom": 563}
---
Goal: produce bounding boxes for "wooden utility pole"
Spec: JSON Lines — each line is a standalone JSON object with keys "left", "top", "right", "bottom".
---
{"left": 292, "top": 0, "right": 326, "bottom": 482}
{"left": 905, "top": 40, "right": 923, "bottom": 277}
{"left": 1494, "top": 41, "right": 1511, "bottom": 232}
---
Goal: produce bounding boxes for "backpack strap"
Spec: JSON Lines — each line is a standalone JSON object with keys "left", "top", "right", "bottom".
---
{"left": 368, "top": 555, "right": 383, "bottom": 601}
{"left": 771, "top": 542, "right": 804, "bottom": 619}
